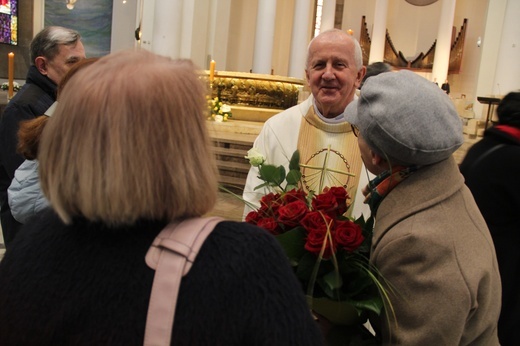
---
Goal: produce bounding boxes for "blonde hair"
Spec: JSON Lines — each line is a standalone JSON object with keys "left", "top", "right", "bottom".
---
{"left": 39, "top": 50, "right": 218, "bottom": 225}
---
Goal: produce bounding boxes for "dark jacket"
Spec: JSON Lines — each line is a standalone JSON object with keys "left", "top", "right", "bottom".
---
{"left": 0, "top": 65, "right": 56, "bottom": 246}
{"left": 460, "top": 126, "right": 520, "bottom": 346}
{"left": 0, "top": 211, "right": 323, "bottom": 346}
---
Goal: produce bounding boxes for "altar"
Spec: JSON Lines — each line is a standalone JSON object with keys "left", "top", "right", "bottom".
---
{"left": 205, "top": 71, "right": 305, "bottom": 192}
{"left": 207, "top": 70, "right": 306, "bottom": 121}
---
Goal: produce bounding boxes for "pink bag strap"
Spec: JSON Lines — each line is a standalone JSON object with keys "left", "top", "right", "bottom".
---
{"left": 143, "top": 216, "right": 223, "bottom": 346}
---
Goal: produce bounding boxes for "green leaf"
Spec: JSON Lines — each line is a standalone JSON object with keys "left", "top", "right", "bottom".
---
{"left": 322, "top": 269, "right": 343, "bottom": 291}
{"left": 344, "top": 274, "right": 376, "bottom": 298}
{"left": 285, "top": 169, "right": 302, "bottom": 185}
{"left": 352, "top": 214, "right": 366, "bottom": 229}
{"left": 273, "top": 166, "right": 286, "bottom": 185}
{"left": 275, "top": 227, "right": 307, "bottom": 262}
{"left": 310, "top": 297, "right": 365, "bottom": 326}
{"left": 296, "top": 253, "right": 321, "bottom": 281}
{"left": 258, "top": 165, "right": 276, "bottom": 184}
{"left": 364, "top": 216, "right": 375, "bottom": 236}
{"left": 340, "top": 256, "right": 378, "bottom": 297}
{"left": 285, "top": 184, "right": 298, "bottom": 191}
{"left": 349, "top": 296, "right": 384, "bottom": 315}
{"left": 289, "top": 150, "right": 300, "bottom": 171}
{"left": 253, "top": 181, "right": 269, "bottom": 191}
{"left": 259, "top": 165, "right": 285, "bottom": 186}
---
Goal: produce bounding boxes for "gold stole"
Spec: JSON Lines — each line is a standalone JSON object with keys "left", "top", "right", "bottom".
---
{"left": 297, "top": 106, "right": 363, "bottom": 208}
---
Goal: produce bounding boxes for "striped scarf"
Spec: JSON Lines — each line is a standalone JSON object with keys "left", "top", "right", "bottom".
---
{"left": 365, "top": 165, "right": 420, "bottom": 215}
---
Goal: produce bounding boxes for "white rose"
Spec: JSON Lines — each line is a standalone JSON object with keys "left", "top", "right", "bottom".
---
{"left": 221, "top": 104, "right": 231, "bottom": 113}
{"left": 215, "top": 114, "right": 224, "bottom": 122}
{"left": 244, "top": 147, "right": 265, "bottom": 167}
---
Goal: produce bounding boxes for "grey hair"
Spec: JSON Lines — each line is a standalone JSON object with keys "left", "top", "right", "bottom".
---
{"left": 30, "top": 26, "right": 82, "bottom": 64}
{"left": 306, "top": 29, "right": 363, "bottom": 71}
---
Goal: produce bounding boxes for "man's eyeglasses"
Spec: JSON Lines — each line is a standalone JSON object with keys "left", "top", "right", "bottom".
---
{"left": 351, "top": 124, "right": 360, "bottom": 137}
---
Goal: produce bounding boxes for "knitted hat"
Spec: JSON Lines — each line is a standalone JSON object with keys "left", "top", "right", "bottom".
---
{"left": 345, "top": 70, "right": 463, "bottom": 166}
{"left": 497, "top": 92, "right": 520, "bottom": 128}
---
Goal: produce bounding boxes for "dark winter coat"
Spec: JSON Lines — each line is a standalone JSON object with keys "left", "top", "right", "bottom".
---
{"left": 0, "top": 210, "right": 323, "bottom": 346}
{"left": 0, "top": 65, "right": 57, "bottom": 246}
{"left": 460, "top": 126, "right": 520, "bottom": 346}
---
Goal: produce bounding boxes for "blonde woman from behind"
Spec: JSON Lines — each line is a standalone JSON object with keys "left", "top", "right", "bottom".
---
{"left": 0, "top": 50, "right": 323, "bottom": 346}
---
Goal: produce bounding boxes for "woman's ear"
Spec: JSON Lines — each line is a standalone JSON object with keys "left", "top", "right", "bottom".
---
{"left": 34, "top": 57, "right": 48, "bottom": 76}
{"left": 371, "top": 150, "right": 389, "bottom": 170}
{"left": 370, "top": 149, "right": 380, "bottom": 165}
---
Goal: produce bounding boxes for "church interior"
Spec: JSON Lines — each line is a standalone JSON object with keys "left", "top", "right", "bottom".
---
{"left": 0, "top": 0, "right": 519, "bottom": 257}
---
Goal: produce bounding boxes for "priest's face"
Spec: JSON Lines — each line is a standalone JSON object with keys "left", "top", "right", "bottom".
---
{"left": 306, "top": 32, "right": 365, "bottom": 118}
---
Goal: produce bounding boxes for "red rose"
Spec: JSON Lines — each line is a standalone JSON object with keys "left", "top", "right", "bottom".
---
{"left": 277, "top": 200, "right": 309, "bottom": 228}
{"left": 334, "top": 220, "right": 364, "bottom": 252}
{"left": 305, "top": 226, "right": 336, "bottom": 259}
{"left": 283, "top": 188, "right": 307, "bottom": 204}
{"left": 311, "top": 189, "right": 338, "bottom": 216}
{"left": 245, "top": 210, "right": 260, "bottom": 225}
{"left": 260, "top": 192, "right": 281, "bottom": 206}
{"left": 260, "top": 192, "right": 282, "bottom": 214}
{"left": 300, "top": 211, "right": 330, "bottom": 233}
{"left": 301, "top": 211, "right": 336, "bottom": 258}
{"left": 257, "top": 217, "right": 282, "bottom": 235}
{"left": 328, "top": 186, "right": 350, "bottom": 215}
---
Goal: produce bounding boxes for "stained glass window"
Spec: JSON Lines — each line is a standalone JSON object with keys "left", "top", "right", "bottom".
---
{"left": 0, "top": 0, "right": 18, "bottom": 45}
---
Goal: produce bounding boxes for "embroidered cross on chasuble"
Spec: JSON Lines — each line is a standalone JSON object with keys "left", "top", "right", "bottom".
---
{"left": 297, "top": 106, "right": 363, "bottom": 215}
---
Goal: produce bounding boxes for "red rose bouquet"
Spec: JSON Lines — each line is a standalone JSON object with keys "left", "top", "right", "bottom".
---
{"left": 244, "top": 150, "right": 392, "bottom": 341}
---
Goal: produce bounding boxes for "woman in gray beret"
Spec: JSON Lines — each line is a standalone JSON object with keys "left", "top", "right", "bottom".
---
{"left": 345, "top": 70, "right": 501, "bottom": 345}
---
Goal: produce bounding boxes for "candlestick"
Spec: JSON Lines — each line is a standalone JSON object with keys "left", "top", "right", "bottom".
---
{"left": 8, "top": 52, "right": 14, "bottom": 99}
{"left": 209, "top": 60, "right": 216, "bottom": 83}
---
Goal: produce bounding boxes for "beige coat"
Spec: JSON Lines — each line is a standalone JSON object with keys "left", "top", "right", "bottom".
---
{"left": 371, "top": 157, "right": 501, "bottom": 345}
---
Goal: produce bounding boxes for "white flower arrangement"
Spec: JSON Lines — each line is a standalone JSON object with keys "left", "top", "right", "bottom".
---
{"left": 1, "top": 81, "right": 21, "bottom": 92}
{"left": 207, "top": 95, "right": 232, "bottom": 122}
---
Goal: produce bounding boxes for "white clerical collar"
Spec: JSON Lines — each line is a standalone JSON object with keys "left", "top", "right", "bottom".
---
{"left": 312, "top": 95, "right": 358, "bottom": 124}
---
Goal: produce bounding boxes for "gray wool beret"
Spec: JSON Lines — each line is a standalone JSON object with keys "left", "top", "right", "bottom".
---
{"left": 345, "top": 70, "right": 463, "bottom": 166}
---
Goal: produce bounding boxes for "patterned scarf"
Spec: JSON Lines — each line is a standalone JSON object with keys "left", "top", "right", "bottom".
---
{"left": 365, "top": 165, "right": 420, "bottom": 215}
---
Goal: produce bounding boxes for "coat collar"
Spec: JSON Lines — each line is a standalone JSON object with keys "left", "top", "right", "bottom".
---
{"left": 372, "top": 156, "right": 464, "bottom": 247}
{"left": 25, "top": 65, "right": 58, "bottom": 99}
{"left": 485, "top": 126, "right": 520, "bottom": 146}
